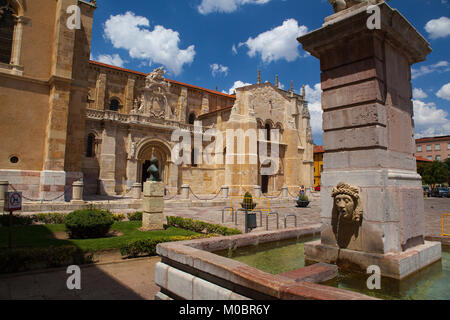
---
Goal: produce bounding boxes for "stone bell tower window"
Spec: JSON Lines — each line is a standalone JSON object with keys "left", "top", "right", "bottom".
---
{"left": 0, "top": 0, "right": 15, "bottom": 64}
{"left": 109, "top": 99, "right": 120, "bottom": 112}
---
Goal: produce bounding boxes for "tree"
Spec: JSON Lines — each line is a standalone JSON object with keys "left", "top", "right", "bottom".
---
{"left": 418, "top": 161, "right": 449, "bottom": 186}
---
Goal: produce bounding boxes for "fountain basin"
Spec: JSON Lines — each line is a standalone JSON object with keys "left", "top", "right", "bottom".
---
{"left": 154, "top": 225, "right": 378, "bottom": 300}
{"left": 216, "top": 237, "right": 450, "bottom": 300}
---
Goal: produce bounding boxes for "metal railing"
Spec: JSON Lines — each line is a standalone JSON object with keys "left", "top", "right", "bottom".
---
{"left": 228, "top": 196, "right": 271, "bottom": 213}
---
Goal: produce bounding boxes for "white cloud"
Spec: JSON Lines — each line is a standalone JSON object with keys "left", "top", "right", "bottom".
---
{"left": 198, "top": 0, "right": 270, "bottom": 14}
{"left": 210, "top": 63, "right": 229, "bottom": 77}
{"left": 103, "top": 11, "right": 195, "bottom": 76}
{"left": 239, "top": 19, "right": 308, "bottom": 63}
{"left": 411, "top": 60, "right": 450, "bottom": 79}
{"left": 413, "top": 88, "right": 428, "bottom": 99}
{"left": 304, "top": 83, "right": 323, "bottom": 136}
{"left": 95, "top": 53, "right": 125, "bottom": 68}
{"left": 437, "top": 83, "right": 450, "bottom": 101}
{"left": 413, "top": 99, "right": 450, "bottom": 137}
{"left": 225, "top": 80, "right": 252, "bottom": 94}
{"left": 232, "top": 44, "right": 238, "bottom": 55}
{"left": 425, "top": 16, "right": 450, "bottom": 39}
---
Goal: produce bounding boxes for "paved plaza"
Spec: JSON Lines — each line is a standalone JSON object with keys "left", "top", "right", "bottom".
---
{"left": 0, "top": 197, "right": 448, "bottom": 300}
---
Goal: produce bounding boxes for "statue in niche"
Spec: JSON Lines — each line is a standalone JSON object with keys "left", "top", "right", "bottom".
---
{"left": 129, "top": 142, "right": 136, "bottom": 159}
{"left": 328, "top": 0, "right": 385, "bottom": 13}
{"left": 331, "top": 182, "right": 363, "bottom": 248}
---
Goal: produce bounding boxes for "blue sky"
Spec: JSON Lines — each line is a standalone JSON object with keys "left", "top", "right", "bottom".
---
{"left": 89, "top": 0, "right": 450, "bottom": 145}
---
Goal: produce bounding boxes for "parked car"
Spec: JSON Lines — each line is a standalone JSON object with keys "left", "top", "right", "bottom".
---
{"left": 423, "top": 186, "right": 431, "bottom": 197}
{"left": 431, "top": 187, "right": 449, "bottom": 198}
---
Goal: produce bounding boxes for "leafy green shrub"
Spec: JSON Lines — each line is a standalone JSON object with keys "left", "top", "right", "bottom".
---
{"left": 120, "top": 234, "right": 214, "bottom": 258}
{"left": 113, "top": 213, "right": 126, "bottom": 222}
{"left": 0, "top": 246, "right": 93, "bottom": 274}
{"left": 241, "top": 192, "right": 256, "bottom": 210}
{"left": 128, "top": 211, "right": 143, "bottom": 221}
{"left": 166, "top": 216, "right": 241, "bottom": 236}
{"left": 0, "top": 214, "right": 33, "bottom": 227}
{"left": 65, "top": 209, "right": 114, "bottom": 239}
{"left": 297, "top": 193, "right": 309, "bottom": 202}
{"left": 32, "top": 213, "right": 66, "bottom": 224}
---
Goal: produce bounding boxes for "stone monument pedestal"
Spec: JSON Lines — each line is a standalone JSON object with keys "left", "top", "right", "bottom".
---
{"left": 141, "top": 181, "right": 165, "bottom": 231}
{"left": 298, "top": 2, "right": 441, "bottom": 279}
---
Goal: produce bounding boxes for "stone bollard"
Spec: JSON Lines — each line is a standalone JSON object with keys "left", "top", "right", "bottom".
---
{"left": 282, "top": 185, "right": 289, "bottom": 198}
{"left": 142, "top": 181, "right": 164, "bottom": 231}
{"left": 0, "top": 181, "right": 8, "bottom": 212}
{"left": 71, "top": 181, "right": 84, "bottom": 204}
{"left": 221, "top": 186, "right": 229, "bottom": 199}
{"left": 254, "top": 185, "right": 262, "bottom": 198}
{"left": 181, "top": 184, "right": 190, "bottom": 200}
{"left": 132, "top": 182, "right": 142, "bottom": 200}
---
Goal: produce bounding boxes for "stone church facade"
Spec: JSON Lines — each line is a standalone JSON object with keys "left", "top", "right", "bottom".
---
{"left": 0, "top": 0, "right": 314, "bottom": 200}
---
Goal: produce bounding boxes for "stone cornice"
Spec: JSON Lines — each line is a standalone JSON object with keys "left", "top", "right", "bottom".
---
{"left": 298, "top": 2, "right": 431, "bottom": 65}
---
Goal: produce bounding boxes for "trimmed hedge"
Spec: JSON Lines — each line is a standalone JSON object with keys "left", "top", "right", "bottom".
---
{"left": 0, "top": 246, "right": 93, "bottom": 274}
{"left": 166, "top": 216, "right": 241, "bottom": 236}
{"left": 0, "top": 214, "right": 33, "bottom": 227}
{"left": 120, "top": 234, "right": 214, "bottom": 258}
{"left": 32, "top": 213, "right": 66, "bottom": 225}
{"left": 127, "top": 211, "right": 143, "bottom": 221}
{"left": 65, "top": 209, "right": 114, "bottom": 239}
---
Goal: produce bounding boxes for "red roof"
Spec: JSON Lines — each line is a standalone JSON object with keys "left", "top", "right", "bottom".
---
{"left": 314, "top": 145, "right": 324, "bottom": 154}
{"left": 416, "top": 135, "right": 450, "bottom": 143}
{"left": 415, "top": 155, "right": 432, "bottom": 162}
{"left": 89, "top": 60, "right": 236, "bottom": 99}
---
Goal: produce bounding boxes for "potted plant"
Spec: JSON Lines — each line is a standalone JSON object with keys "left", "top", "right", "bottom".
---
{"left": 296, "top": 193, "right": 310, "bottom": 208}
{"left": 241, "top": 192, "right": 257, "bottom": 210}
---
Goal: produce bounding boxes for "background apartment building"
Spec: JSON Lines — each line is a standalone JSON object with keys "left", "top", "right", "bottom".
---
{"left": 415, "top": 136, "right": 450, "bottom": 162}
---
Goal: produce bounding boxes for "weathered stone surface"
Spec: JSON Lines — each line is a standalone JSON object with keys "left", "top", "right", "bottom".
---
{"left": 143, "top": 181, "right": 164, "bottom": 197}
{"left": 305, "top": 240, "right": 442, "bottom": 280}
{"left": 279, "top": 263, "right": 338, "bottom": 283}
{"left": 143, "top": 196, "right": 164, "bottom": 213}
{"left": 142, "top": 212, "right": 164, "bottom": 230}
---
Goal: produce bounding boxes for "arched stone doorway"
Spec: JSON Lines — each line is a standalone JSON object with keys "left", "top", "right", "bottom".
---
{"left": 136, "top": 140, "right": 172, "bottom": 186}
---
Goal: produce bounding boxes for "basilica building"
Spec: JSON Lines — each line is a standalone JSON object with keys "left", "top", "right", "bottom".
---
{"left": 0, "top": 0, "right": 314, "bottom": 200}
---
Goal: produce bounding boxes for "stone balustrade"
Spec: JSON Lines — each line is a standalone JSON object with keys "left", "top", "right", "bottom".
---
{"left": 86, "top": 108, "right": 213, "bottom": 132}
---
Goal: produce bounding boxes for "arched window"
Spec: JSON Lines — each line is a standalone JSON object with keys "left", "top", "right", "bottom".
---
{"left": 188, "top": 113, "right": 196, "bottom": 125}
{"left": 0, "top": 0, "right": 16, "bottom": 64}
{"left": 86, "top": 134, "right": 95, "bottom": 157}
{"left": 265, "top": 123, "right": 271, "bottom": 142}
{"left": 109, "top": 99, "right": 120, "bottom": 112}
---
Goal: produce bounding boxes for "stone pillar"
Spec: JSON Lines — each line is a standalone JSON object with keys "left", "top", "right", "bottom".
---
{"left": 298, "top": 2, "right": 441, "bottom": 280}
{"left": 0, "top": 181, "right": 8, "bottom": 212}
{"left": 98, "top": 123, "right": 117, "bottom": 195}
{"left": 125, "top": 77, "right": 136, "bottom": 114}
{"left": 71, "top": 181, "right": 84, "bottom": 204}
{"left": 254, "top": 185, "right": 262, "bottom": 198}
{"left": 282, "top": 185, "right": 289, "bottom": 199}
{"left": 167, "top": 161, "right": 179, "bottom": 195}
{"left": 181, "top": 184, "right": 190, "bottom": 200}
{"left": 142, "top": 181, "right": 164, "bottom": 231}
{"left": 132, "top": 183, "right": 142, "bottom": 200}
{"left": 221, "top": 186, "right": 229, "bottom": 199}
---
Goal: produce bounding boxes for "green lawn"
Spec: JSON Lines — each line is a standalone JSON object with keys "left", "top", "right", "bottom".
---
{"left": 0, "top": 221, "right": 199, "bottom": 252}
